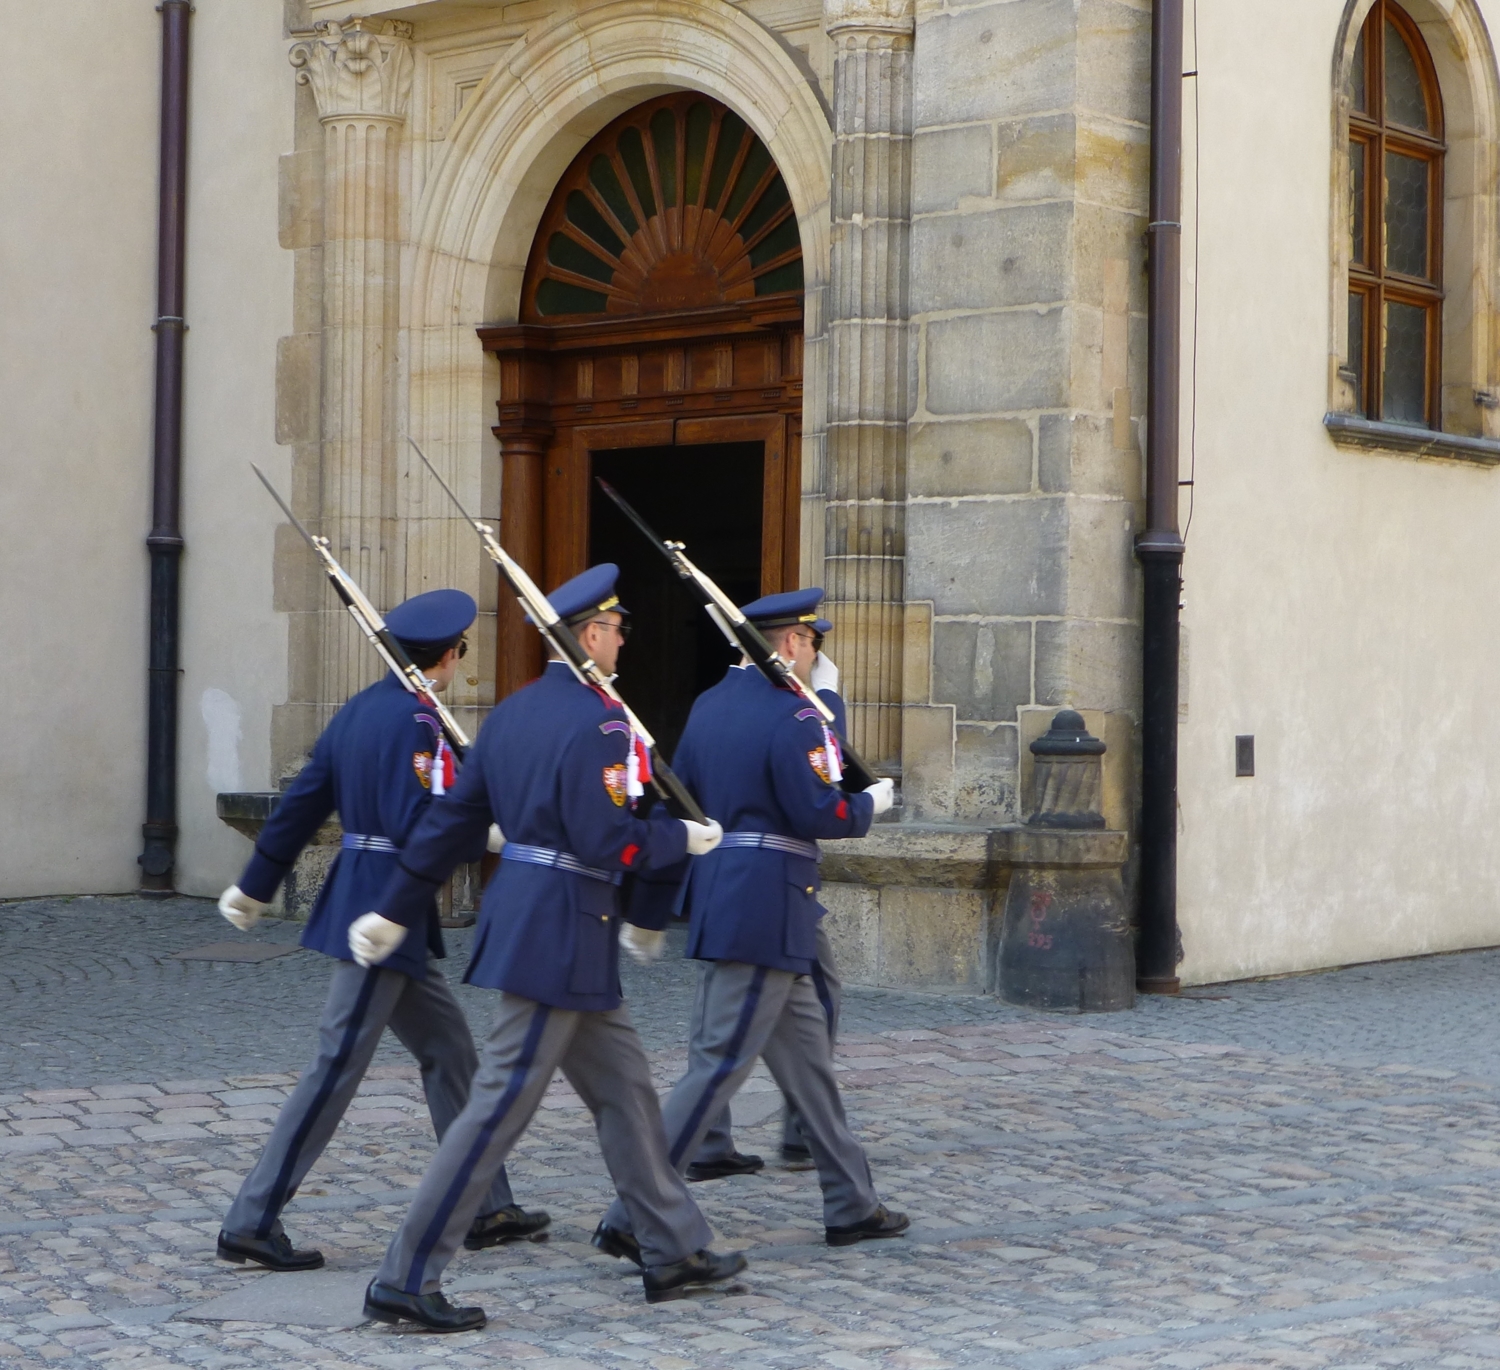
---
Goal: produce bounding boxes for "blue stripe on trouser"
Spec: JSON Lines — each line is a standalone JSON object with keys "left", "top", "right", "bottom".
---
{"left": 810, "top": 962, "right": 835, "bottom": 1042}
{"left": 669, "top": 966, "right": 769, "bottom": 1168}
{"left": 402, "top": 1003, "right": 551, "bottom": 1293}
{"left": 256, "top": 969, "right": 381, "bottom": 1239}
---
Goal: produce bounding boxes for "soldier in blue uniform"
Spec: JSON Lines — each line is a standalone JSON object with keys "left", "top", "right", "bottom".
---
{"left": 683, "top": 614, "right": 846, "bottom": 1177}
{"left": 214, "top": 589, "right": 548, "bottom": 1272}
{"left": 354, "top": 566, "right": 745, "bottom": 1333}
{"left": 598, "top": 588, "right": 909, "bottom": 1250}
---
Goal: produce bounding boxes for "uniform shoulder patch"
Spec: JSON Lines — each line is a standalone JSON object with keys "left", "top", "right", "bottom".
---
{"left": 807, "top": 747, "right": 832, "bottom": 785}
{"left": 413, "top": 751, "right": 434, "bottom": 789}
{"left": 794, "top": 707, "right": 821, "bottom": 722}
{"left": 599, "top": 719, "right": 631, "bottom": 738}
{"left": 602, "top": 763, "right": 628, "bottom": 807}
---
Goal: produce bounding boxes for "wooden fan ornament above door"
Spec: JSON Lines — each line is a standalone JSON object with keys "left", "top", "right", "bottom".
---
{"left": 521, "top": 92, "right": 804, "bottom": 321}
{"left": 483, "top": 92, "right": 807, "bottom": 700}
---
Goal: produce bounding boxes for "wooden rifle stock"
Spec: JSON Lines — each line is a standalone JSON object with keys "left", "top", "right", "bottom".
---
{"left": 252, "top": 465, "right": 469, "bottom": 758}
{"left": 408, "top": 441, "right": 708, "bottom": 825}
{"left": 594, "top": 478, "right": 877, "bottom": 792}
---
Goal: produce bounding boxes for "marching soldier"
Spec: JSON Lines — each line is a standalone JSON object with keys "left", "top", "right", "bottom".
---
{"left": 354, "top": 566, "right": 745, "bottom": 1333}
{"left": 214, "top": 589, "right": 548, "bottom": 1272}
{"left": 599, "top": 589, "right": 908, "bottom": 1251}
{"left": 684, "top": 616, "right": 844, "bottom": 1178}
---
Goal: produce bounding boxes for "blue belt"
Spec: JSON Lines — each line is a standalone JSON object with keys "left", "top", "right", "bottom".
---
{"left": 342, "top": 833, "right": 398, "bottom": 853}
{"left": 719, "top": 831, "right": 819, "bottom": 862}
{"left": 502, "top": 843, "right": 622, "bottom": 886}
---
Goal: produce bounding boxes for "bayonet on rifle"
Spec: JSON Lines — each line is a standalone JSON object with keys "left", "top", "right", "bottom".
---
{"left": 252, "top": 465, "right": 470, "bottom": 757}
{"left": 594, "top": 477, "right": 878, "bottom": 793}
{"left": 408, "top": 439, "right": 708, "bottom": 825}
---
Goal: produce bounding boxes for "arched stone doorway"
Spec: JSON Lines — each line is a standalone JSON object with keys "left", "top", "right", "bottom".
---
{"left": 480, "top": 92, "right": 806, "bottom": 753}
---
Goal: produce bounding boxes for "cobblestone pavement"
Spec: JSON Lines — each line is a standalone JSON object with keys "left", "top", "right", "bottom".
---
{"left": 4, "top": 895, "right": 1500, "bottom": 1367}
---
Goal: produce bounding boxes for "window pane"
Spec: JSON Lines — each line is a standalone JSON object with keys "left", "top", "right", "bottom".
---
{"left": 650, "top": 108, "right": 677, "bottom": 211}
{"left": 1385, "top": 18, "right": 1430, "bottom": 130}
{"left": 1350, "top": 141, "right": 1367, "bottom": 264}
{"left": 1348, "top": 292, "right": 1366, "bottom": 404}
{"left": 1382, "top": 300, "right": 1428, "bottom": 424}
{"left": 1350, "top": 27, "right": 1367, "bottom": 112}
{"left": 1384, "top": 151, "right": 1429, "bottom": 278}
{"left": 589, "top": 156, "right": 638, "bottom": 237}
{"left": 684, "top": 103, "right": 712, "bottom": 205}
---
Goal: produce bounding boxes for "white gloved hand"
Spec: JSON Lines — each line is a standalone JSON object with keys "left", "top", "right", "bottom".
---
{"left": 682, "top": 817, "right": 724, "bottom": 855}
{"left": 620, "top": 924, "right": 666, "bottom": 965}
{"left": 811, "top": 651, "right": 840, "bottom": 696}
{"left": 863, "top": 778, "right": 895, "bottom": 816}
{"left": 487, "top": 823, "right": 506, "bottom": 854}
{"left": 218, "top": 885, "right": 267, "bottom": 932}
{"left": 349, "top": 913, "right": 407, "bottom": 968}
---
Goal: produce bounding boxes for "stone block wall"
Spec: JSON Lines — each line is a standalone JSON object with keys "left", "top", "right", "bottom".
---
{"left": 900, "top": 0, "right": 1150, "bottom": 829}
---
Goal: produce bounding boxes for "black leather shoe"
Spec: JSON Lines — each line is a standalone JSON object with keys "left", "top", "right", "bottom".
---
{"left": 643, "top": 1249, "right": 748, "bottom": 1303}
{"left": 825, "top": 1204, "right": 910, "bottom": 1247}
{"left": 780, "top": 1141, "right": 814, "bottom": 1167}
{"left": 363, "top": 1279, "right": 486, "bottom": 1332}
{"left": 217, "top": 1229, "right": 324, "bottom": 1272}
{"left": 464, "top": 1204, "right": 552, "bottom": 1249}
{"left": 591, "top": 1221, "right": 644, "bottom": 1268}
{"left": 686, "top": 1151, "right": 765, "bottom": 1182}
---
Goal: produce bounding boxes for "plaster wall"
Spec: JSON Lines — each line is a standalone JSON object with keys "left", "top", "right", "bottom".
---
{"left": 0, "top": 3, "right": 292, "bottom": 899}
{"left": 174, "top": 3, "right": 296, "bottom": 896}
{"left": 1176, "top": 0, "right": 1500, "bottom": 982}
{"left": 0, "top": 4, "right": 158, "bottom": 896}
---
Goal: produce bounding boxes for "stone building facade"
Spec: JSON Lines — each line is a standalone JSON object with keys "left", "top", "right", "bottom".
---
{"left": 7, "top": 0, "right": 1500, "bottom": 994}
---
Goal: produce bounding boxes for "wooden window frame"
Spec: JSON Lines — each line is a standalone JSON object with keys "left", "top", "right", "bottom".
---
{"left": 1347, "top": 0, "right": 1446, "bottom": 428}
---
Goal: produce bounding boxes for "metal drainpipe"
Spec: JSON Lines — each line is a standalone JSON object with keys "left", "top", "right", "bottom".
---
{"left": 139, "top": 0, "right": 193, "bottom": 896}
{"left": 1134, "top": 0, "right": 1186, "bottom": 992}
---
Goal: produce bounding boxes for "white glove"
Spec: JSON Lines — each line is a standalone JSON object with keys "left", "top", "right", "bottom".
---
{"left": 349, "top": 913, "right": 407, "bottom": 968}
{"left": 811, "top": 651, "right": 840, "bottom": 695}
{"left": 218, "top": 885, "right": 267, "bottom": 932}
{"left": 620, "top": 924, "right": 666, "bottom": 965}
{"left": 682, "top": 817, "right": 724, "bottom": 855}
{"left": 487, "top": 823, "right": 506, "bottom": 854}
{"left": 864, "top": 778, "right": 895, "bottom": 816}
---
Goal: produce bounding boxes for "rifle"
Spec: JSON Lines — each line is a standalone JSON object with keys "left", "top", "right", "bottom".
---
{"left": 408, "top": 439, "right": 709, "bottom": 825}
{"left": 594, "top": 478, "right": 878, "bottom": 793}
{"left": 252, "top": 465, "right": 470, "bottom": 758}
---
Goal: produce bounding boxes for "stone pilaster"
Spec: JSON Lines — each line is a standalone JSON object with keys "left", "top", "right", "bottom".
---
{"left": 822, "top": 0, "right": 914, "bottom": 773}
{"left": 288, "top": 19, "right": 413, "bottom": 727}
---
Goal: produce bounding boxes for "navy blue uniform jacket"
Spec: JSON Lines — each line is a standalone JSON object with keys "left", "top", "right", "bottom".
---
{"left": 644, "top": 666, "right": 873, "bottom": 975}
{"left": 377, "top": 662, "right": 690, "bottom": 1013}
{"left": 238, "top": 674, "right": 473, "bottom": 980}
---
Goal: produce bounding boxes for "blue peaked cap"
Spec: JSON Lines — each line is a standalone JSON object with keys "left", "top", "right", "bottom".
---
{"left": 812, "top": 617, "right": 833, "bottom": 635}
{"left": 531, "top": 563, "right": 629, "bottom": 626}
{"left": 740, "top": 587, "right": 824, "bottom": 629}
{"left": 385, "top": 588, "right": 476, "bottom": 647}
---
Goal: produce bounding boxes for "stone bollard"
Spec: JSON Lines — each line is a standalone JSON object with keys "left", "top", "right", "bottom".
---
{"left": 1028, "top": 710, "right": 1106, "bottom": 828}
{"left": 997, "top": 712, "right": 1134, "bottom": 1012}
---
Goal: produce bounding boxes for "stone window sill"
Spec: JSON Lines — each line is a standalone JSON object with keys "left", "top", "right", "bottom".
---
{"left": 1324, "top": 412, "right": 1500, "bottom": 465}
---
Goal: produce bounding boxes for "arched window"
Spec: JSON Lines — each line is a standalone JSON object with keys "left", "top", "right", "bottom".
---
{"left": 1346, "top": 1, "right": 1446, "bottom": 427}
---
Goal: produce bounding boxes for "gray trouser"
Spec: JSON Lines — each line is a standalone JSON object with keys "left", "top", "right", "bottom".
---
{"left": 603, "top": 954, "right": 878, "bottom": 1233}
{"left": 377, "top": 993, "right": 712, "bottom": 1295}
{"left": 696, "top": 924, "right": 842, "bottom": 1160}
{"left": 224, "top": 959, "right": 513, "bottom": 1240}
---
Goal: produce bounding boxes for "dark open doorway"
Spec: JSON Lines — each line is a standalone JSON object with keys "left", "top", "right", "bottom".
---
{"left": 590, "top": 442, "right": 764, "bottom": 758}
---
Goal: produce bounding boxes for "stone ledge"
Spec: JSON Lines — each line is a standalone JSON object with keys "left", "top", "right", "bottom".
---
{"left": 1323, "top": 412, "right": 1500, "bottom": 465}
{"left": 822, "top": 823, "right": 1129, "bottom": 888}
{"left": 215, "top": 792, "right": 339, "bottom": 846}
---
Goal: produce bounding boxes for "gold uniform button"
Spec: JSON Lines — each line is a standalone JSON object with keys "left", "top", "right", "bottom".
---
{"left": 805, "top": 886, "right": 814, "bottom": 894}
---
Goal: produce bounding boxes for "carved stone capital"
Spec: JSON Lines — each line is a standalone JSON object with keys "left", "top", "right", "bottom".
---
{"left": 824, "top": 0, "right": 915, "bottom": 38}
{"left": 289, "top": 19, "right": 415, "bottom": 123}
